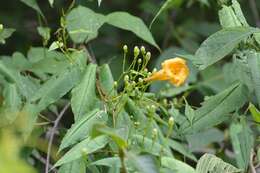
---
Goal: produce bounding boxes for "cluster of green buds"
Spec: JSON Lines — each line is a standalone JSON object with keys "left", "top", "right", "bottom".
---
{"left": 119, "top": 45, "right": 153, "bottom": 99}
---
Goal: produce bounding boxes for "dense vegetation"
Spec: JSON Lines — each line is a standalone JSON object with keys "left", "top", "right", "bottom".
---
{"left": 0, "top": 0, "right": 259, "bottom": 173}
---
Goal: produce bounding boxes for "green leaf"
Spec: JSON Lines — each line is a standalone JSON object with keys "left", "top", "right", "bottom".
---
{"left": 66, "top": 6, "right": 105, "bottom": 43}
{"left": 54, "top": 136, "right": 108, "bottom": 167}
{"left": 196, "top": 154, "right": 241, "bottom": 173}
{"left": 99, "top": 64, "right": 116, "bottom": 96}
{"left": 231, "top": 0, "right": 248, "bottom": 26}
{"left": 230, "top": 118, "right": 254, "bottom": 170}
{"left": 249, "top": 103, "right": 260, "bottom": 123}
{"left": 167, "top": 139, "right": 197, "bottom": 161}
{"left": 127, "top": 153, "right": 158, "bottom": 173}
{"left": 106, "top": 12, "right": 159, "bottom": 49}
{"left": 149, "top": 0, "right": 183, "bottom": 28}
{"left": 161, "top": 157, "right": 196, "bottom": 173}
{"left": 181, "top": 82, "right": 248, "bottom": 134}
{"left": 30, "top": 64, "right": 81, "bottom": 111}
{"left": 48, "top": 41, "right": 64, "bottom": 51}
{"left": 0, "top": 27, "right": 15, "bottom": 44}
{"left": 37, "top": 27, "right": 50, "bottom": 43}
{"left": 247, "top": 51, "right": 260, "bottom": 107}
{"left": 91, "top": 123, "right": 127, "bottom": 148}
{"left": 71, "top": 64, "right": 100, "bottom": 121}
{"left": 91, "top": 157, "right": 120, "bottom": 168}
{"left": 58, "top": 159, "right": 86, "bottom": 173}
{"left": 19, "top": 0, "right": 45, "bottom": 18}
{"left": 218, "top": 6, "right": 241, "bottom": 28}
{"left": 195, "top": 27, "right": 259, "bottom": 70}
{"left": 132, "top": 135, "right": 172, "bottom": 156}
{"left": 184, "top": 101, "right": 196, "bottom": 125}
{"left": 59, "top": 110, "right": 108, "bottom": 151}
{"left": 0, "top": 83, "right": 22, "bottom": 126}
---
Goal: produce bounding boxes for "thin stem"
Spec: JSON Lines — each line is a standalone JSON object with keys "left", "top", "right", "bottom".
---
{"left": 249, "top": 0, "right": 260, "bottom": 27}
{"left": 45, "top": 103, "right": 70, "bottom": 173}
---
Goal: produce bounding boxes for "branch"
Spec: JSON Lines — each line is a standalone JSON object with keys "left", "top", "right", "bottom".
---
{"left": 249, "top": 0, "right": 260, "bottom": 27}
{"left": 45, "top": 102, "right": 70, "bottom": 173}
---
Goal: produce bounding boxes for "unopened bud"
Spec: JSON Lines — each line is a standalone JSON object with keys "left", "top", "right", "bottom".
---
{"left": 168, "top": 117, "right": 174, "bottom": 126}
{"left": 152, "top": 128, "right": 158, "bottom": 138}
{"left": 113, "top": 81, "right": 118, "bottom": 88}
{"left": 123, "top": 45, "right": 128, "bottom": 53}
{"left": 152, "top": 68, "right": 157, "bottom": 73}
{"left": 134, "top": 46, "right": 140, "bottom": 57}
{"left": 81, "top": 148, "right": 88, "bottom": 155}
{"left": 144, "top": 68, "right": 148, "bottom": 73}
{"left": 124, "top": 75, "right": 129, "bottom": 81}
{"left": 138, "top": 78, "right": 143, "bottom": 83}
{"left": 141, "top": 46, "right": 146, "bottom": 54}
{"left": 146, "top": 52, "right": 151, "bottom": 60}
{"left": 138, "top": 58, "right": 142, "bottom": 64}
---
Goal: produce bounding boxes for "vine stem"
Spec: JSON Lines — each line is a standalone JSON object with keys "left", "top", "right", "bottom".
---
{"left": 45, "top": 103, "right": 70, "bottom": 173}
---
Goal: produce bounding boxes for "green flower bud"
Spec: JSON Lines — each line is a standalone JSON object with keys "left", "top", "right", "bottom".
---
{"left": 146, "top": 52, "right": 151, "bottom": 60}
{"left": 144, "top": 68, "right": 148, "bottom": 73}
{"left": 152, "top": 68, "right": 157, "bottom": 73}
{"left": 113, "top": 81, "right": 118, "bottom": 88}
{"left": 81, "top": 148, "right": 88, "bottom": 155}
{"left": 123, "top": 45, "right": 128, "bottom": 53}
{"left": 168, "top": 117, "right": 174, "bottom": 126}
{"left": 134, "top": 46, "right": 140, "bottom": 57}
{"left": 138, "top": 58, "right": 142, "bottom": 64}
{"left": 151, "top": 105, "right": 156, "bottom": 112}
{"left": 138, "top": 78, "right": 143, "bottom": 83}
{"left": 0, "top": 24, "right": 3, "bottom": 30}
{"left": 124, "top": 75, "right": 129, "bottom": 81}
{"left": 152, "top": 128, "right": 158, "bottom": 138}
{"left": 140, "top": 46, "right": 146, "bottom": 54}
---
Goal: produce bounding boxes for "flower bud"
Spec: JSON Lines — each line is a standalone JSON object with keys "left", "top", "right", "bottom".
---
{"left": 146, "top": 52, "right": 151, "bottom": 60}
{"left": 123, "top": 45, "right": 128, "bottom": 53}
{"left": 138, "top": 58, "right": 142, "bottom": 64}
{"left": 134, "top": 121, "right": 140, "bottom": 126}
{"left": 148, "top": 72, "right": 152, "bottom": 76}
{"left": 138, "top": 78, "right": 143, "bottom": 83}
{"left": 168, "top": 117, "right": 174, "bottom": 126}
{"left": 141, "top": 46, "right": 146, "bottom": 54}
{"left": 152, "top": 128, "right": 158, "bottom": 138}
{"left": 152, "top": 68, "right": 157, "bottom": 73}
{"left": 151, "top": 105, "right": 156, "bottom": 112}
{"left": 113, "top": 81, "right": 118, "bottom": 88}
{"left": 81, "top": 148, "right": 88, "bottom": 155}
{"left": 134, "top": 46, "right": 140, "bottom": 57}
{"left": 144, "top": 68, "right": 148, "bottom": 73}
{"left": 0, "top": 24, "right": 3, "bottom": 30}
{"left": 124, "top": 75, "right": 129, "bottom": 81}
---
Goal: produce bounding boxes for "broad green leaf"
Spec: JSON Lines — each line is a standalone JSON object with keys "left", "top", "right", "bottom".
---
{"left": 247, "top": 51, "right": 260, "bottom": 107}
{"left": 66, "top": 6, "right": 105, "bottom": 43}
{"left": 58, "top": 159, "right": 85, "bottom": 173}
{"left": 196, "top": 154, "right": 241, "bottom": 173}
{"left": 249, "top": 103, "right": 260, "bottom": 123}
{"left": 167, "top": 139, "right": 197, "bottom": 161}
{"left": 195, "top": 27, "right": 259, "bottom": 70}
{"left": 71, "top": 64, "right": 100, "bottom": 121}
{"left": 37, "top": 27, "right": 50, "bottom": 43}
{"left": 231, "top": 0, "right": 248, "bottom": 26}
{"left": 218, "top": 6, "right": 241, "bottom": 28}
{"left": 230, "top": 118, "right": 254, "bottom": 170}
{"left": 161, "top": 157, "right": 196, "bottom": 173}
{"left": 106, "top": 12, "right": 159, "bottom": 49}
{"left": 19, "top": 0, "right": 44, "bottom": 18}
{"left": 91, "top": 157, "right": 120, "bottom": 168}
{"left": 186, "top": 128, "right": 224, "bottom": 151}
{"left": 91, "top": 123, "right": 127, "bottom": 148}
{"left": 59, "top": 110, "right": 108, "bottom": 151}
{"left": 0, "top": 83, "right": 22, "bottom": 126}
{"left": 0, "top": 60, "right": 38, "bottom": 99}
{"left": 185, "top": 101, "right": 196, "bottom": 125}
{"left": 127, "top": 153, "right": 158, "bottom": 173}
{"left": 132, "top": 135, "right": 171, "bottom": 156}
{"left": 0, "top": 27, "right": 15, "bottom": 44}
{"left": 30, "top": 64, "right": 81, "bottom": 111}
{"left": 181, "top": 82, "right": 248, "bottom": 134}
{"left": 54, "top": 136, "right": 108, "bottom": 167}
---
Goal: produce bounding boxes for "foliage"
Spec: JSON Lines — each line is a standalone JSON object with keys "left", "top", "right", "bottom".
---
{"left": 0, "top": 0, "right": 260, "bottom": 173}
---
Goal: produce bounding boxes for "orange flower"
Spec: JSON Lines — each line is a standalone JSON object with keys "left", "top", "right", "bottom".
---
{"left": 145, "top": 58, "right": 189, "bottom": 86}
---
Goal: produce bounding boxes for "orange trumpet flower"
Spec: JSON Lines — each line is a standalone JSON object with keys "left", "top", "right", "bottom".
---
{"left": 145, "top": 58, "right": 189, "bottom": 86}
